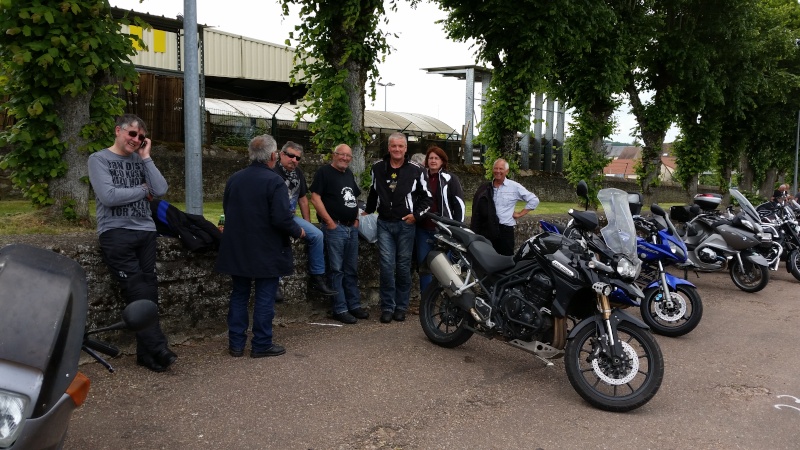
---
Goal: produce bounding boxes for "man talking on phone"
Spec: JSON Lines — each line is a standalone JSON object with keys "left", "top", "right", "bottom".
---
{"left": 88, "top": 114, "right": 177, "bottom": 373}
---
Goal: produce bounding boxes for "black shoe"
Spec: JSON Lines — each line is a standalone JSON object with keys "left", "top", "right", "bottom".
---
{"left": 332, "top": 311, "right": 358, "bottom": 324}
{"left": 154, "top": 348, "right": 177, "bottom": 369}
{"left": 229, "top": 348, "right": 244, "bottom": 357}
{"left": 275, "top": 288, "right": 285, "bottom": 304}
{"left": 349, "top": 307, "right": 370, "bottom": 320}
{"left": 310, "top": 274, "right": 337, "bottom": 296}
{"left": 393, "top": 310, "right": 406, "bottom": 322}
{"left": 136, "top": 353, "right": 166, "bottom": 372}
{"left": 380, "top": 311, "right": 393, "bottom": 323}
{"left": 251, "top": 344, "right": 286, "bottom": 358}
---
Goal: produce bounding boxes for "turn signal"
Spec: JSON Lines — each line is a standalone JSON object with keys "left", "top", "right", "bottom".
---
{"left": 66, "top": 372, "right": 91, "bottom": 407}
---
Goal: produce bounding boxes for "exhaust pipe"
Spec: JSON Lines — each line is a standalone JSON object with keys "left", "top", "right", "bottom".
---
{"left": 426, "top": 251, "right": 485, "bottom": 321}
{"left": 427, "top": 250, "right": 464, "bottom": 295}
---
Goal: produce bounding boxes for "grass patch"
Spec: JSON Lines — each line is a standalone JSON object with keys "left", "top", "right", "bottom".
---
{"left": 0, "top": 199, "right": 681, "bottom": 235}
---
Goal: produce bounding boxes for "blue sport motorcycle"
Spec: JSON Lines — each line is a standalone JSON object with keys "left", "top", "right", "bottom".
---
{"left": 541, "top": 198, "right": 703, "bottom": 337}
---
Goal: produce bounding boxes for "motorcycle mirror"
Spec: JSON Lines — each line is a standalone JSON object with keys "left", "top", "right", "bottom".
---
{"left": 576, "top": 180, "right": 589, "bottom": 210}
{"left": 85, "top": 299, "right": 159, "bottom": 336}
{"left": 576, "top": 180, "right": 588, "bottom": 198}
{"left": 650, "top": 204, "right": 666, "bottom": 217}
{"left": 121, "top": 299, "right": 159, "bottom": 332}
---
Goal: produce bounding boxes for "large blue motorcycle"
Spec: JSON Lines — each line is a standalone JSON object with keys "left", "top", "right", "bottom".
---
{"left": 541, "top": 197, "right": 703, "bottom": 337}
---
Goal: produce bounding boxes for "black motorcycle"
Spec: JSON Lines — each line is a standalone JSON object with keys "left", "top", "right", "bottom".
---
{"left": 418, "top": 183, "right": 664, "bottom": 412}
{"left": 756, "top": 198, "right": 800, "bottom": 282}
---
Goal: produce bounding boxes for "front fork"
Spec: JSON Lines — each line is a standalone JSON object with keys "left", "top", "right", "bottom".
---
{"left": 593, "top": 282, "right": 625, "bottom": 360}
{"left": 657, "top": 260, "right": 675, "bottom": 309}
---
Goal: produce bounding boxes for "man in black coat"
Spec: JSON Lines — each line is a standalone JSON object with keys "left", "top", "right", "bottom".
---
{"left": 215, "top": 134, "right": 304, "bottom": 358}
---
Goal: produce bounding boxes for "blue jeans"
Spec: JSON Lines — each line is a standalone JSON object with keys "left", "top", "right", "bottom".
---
{"left": 227, "top": 275, "right": 278, "bottom": 352}
{"left": 416, "top": 227, "right": 437, "bottom": 293}
{"left": 295, "top": 217, "right": 325, "bottom": 275}
{"left": 377, "top": 219, "right": 416, "bottom": 313}
{"left": 323, "top": 224, "right": 361, "bottom": 314}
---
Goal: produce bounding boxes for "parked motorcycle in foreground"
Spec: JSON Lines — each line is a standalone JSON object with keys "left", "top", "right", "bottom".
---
{"left": 419, "top": 183, "right": 664, "bottom": 412}
{"left": 0, "top": 243, "right": 157, "bottom": 449}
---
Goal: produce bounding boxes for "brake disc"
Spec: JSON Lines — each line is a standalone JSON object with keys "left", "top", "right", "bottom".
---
{"left": 592, "top": 341, "right": 639, "bottom": 385}
{"left": 655, "top": 291, "right": 688, "bottom": 322}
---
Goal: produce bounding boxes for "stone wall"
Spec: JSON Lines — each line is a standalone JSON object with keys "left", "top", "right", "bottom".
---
{"left": 0, "top": 213, "right": 573, "bottom": 347}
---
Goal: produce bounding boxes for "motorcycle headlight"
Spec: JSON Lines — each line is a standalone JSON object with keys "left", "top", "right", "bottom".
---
{"left": 615, "top": 256, "right": 640, "bottom": 280}
{"left": 667, "top": 240, "right": 686, "bottom": 259}
{"left": 0, "top": 390, "right": 28, "bottom": 447}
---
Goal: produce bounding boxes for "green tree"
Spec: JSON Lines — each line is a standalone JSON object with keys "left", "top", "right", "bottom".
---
{"left": 0, "top": 0, "right": 140, "bottom": 221}
{"left": 438, "top": 0, "right": 609, "bottom": 176}
{"left": 281, "top": 0, "right": 394, "bottom": 179}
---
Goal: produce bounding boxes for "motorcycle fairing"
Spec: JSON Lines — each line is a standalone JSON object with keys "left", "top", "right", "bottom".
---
{"left": 742, "top": 250, "right": 769, "bottom": 267}
{"left": 0, "top": 244, "right": 88, "bottom": 417}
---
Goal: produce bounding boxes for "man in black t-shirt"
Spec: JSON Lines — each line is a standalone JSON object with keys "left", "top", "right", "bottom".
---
{"left": 310, "top": 144, "right": 368, "bottom": 324}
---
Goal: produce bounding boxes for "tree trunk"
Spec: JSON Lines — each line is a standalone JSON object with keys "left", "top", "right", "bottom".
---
{"left": 739, "top": 153, "right": 754, "bottom": 192}
{"left": 624, "top": 79, "right": 665, "bottom": 195}
{"left": 344, "top": 58, "right": 367, "bottom": 183}
{"left": 759, "top": 168, "right": 778, "bottom": 198}
{"left": 50, "top": 90, "right": 94, "bottom": 221}
{"left": 686, "top": 174, "right": 699, "bottom": 199}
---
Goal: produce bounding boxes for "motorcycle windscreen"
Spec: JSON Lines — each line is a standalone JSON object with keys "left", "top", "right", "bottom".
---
{"left": 598, "top": 188, "right": 639, "bottom": 262}
{"left": 730, "top": 188, "right": 762, "bottom": 224}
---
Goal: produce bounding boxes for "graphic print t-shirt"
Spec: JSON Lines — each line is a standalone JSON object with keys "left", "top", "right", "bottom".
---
{"left": 274, "top": 163, "right": 307, "bottom": 213}
{"left": 309, "top": 164, "right": 361, "bottom": 223}
{"left": 88, "top": 149, "right": 167, "bottom": 235}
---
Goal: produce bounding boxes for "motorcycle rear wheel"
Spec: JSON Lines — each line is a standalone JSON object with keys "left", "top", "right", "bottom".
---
{"left": 640, "top": 285, "right": 703, "bottom": 337}
{"left": 419, "top": 283, "right": 474, "bottom": 348}
{"left": 565, "top": 321, "right": 664, "bottom": 412}
{"left": 729, "top": 259, "right": 769, "bottom": 293}
{"left": 787, "top": 249, "right": 800, "bottom": 282}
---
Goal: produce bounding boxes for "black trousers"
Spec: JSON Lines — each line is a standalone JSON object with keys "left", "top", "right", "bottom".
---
{"left": 98, "top": 229, "right": 167, "bottom": 356}
{"left": 491, "top": 224, "right": 516, "bottom": 256}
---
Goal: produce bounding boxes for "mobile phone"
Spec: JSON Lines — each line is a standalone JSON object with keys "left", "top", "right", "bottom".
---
{"left": 140, "top": 139, "right": 147, "bottom": 149}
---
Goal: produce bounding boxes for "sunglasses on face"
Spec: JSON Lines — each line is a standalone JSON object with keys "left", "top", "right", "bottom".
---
{"left": 126, "top": 130, "right": 146, "bottom": 141}
{"left": 282, "top": 151, "right": 301, "bottom": 161}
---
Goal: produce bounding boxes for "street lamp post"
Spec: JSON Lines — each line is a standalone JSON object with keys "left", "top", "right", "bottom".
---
{"left": 794, "top": 109, "right": 799, "bottom": 196}
{"left": 377, "top": 81, "right": 395, "bottom": 112}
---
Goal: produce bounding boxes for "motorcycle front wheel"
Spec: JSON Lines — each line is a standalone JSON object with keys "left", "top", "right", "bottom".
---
{"left": 565, "top": 321, "right": 664, "bottom": 412}
{"left": 640, "top": 285, "right": 703, "bottom": 337}
{"left": 787, "top": 249, "right": 800, "bottom": 282}
{"left": 419, "top": 283, "right": 474, "bottom": 348}
{"left": 729, "top": 258, "right": 769, "bottom": 292}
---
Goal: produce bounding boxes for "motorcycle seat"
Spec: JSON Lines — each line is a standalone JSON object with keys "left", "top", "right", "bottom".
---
{"left": 468, "top": 240, "right": 516, "bottom": 273}
{"left": 450, "top": 226, "right": 492, "bottom": 247}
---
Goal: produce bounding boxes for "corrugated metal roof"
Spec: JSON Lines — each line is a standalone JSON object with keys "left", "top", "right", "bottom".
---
{"left": 204, "top": 99, "right": 458, "bottom": 136}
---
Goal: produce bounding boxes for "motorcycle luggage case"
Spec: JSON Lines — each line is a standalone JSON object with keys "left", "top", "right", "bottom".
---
{"left": 693, "top": 193, "right": 722, "bottom": 211}
{"left": 627, "top": 192, "right": 643, "bottom": 216}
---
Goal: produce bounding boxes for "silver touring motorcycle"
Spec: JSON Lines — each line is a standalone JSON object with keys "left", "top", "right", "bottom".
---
{"left": 419, "top": 184, "right": 664, "bottom": 412}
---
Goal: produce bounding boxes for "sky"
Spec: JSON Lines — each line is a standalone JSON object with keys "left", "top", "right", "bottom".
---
{"left": 110, "top": 0, "right": 678, "bottom": 144}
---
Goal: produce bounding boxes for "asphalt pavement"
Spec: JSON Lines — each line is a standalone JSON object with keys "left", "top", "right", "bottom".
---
{"left": 64, "top": 268, "right": 800, "bottom": 449}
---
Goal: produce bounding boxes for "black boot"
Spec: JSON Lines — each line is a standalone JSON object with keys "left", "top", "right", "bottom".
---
{"left": 310, "top": 274, "right": 337, "bottom": 296}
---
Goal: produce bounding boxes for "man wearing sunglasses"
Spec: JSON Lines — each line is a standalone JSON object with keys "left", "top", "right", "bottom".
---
{"left": 88, "top": 114, "right": 177, "bottom": 373}
{"left": 273, "top": 141, "right": 336, "bottom": 297}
